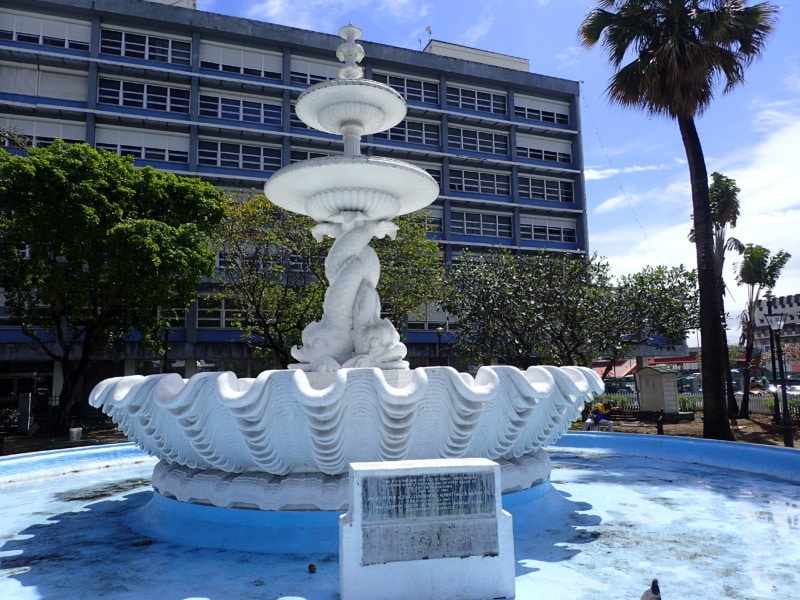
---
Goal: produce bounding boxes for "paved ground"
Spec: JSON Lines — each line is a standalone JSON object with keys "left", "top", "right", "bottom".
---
{"left": 1, "top": 434, "right": 799, "bottom": 600}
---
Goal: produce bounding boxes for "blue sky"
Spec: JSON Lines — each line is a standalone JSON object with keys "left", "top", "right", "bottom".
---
{"left": 196, "top": 0, "right": 800, "bottom": 326}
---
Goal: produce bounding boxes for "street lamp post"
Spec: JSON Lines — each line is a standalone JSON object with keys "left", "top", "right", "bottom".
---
{"left": 765, "top": 290, "right": 781, "bottom": 424}
{"left": 436, "top": 326, "right": 444, "bottom": 365}
{"left": 766, "top": 312, "right": 794, "bottom": 448}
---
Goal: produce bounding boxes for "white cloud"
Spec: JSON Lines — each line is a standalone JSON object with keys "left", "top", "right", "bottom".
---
{"left": 591, "top": 176, "right": 689, "bottom": 220}
{"left": 585, "top": 163, "right": 672, "bottom": 181}
{"left": 378, "top": 0, "right": 431, "bottom": 20}
{"left": 244, "top": 0, "right": 432, "bottom": 32}
{"left": 459, "top": 11, "right": 494, "bottom": 46}
{"left": 556, "top": 46, "right": 580, "bottom": 69}
{"left": 594, "top": 99, "right": 800, "bottom": 301}
{"left": 596, "top": 220, "right": 696, "bottom": 278}
{"left": 592, "top": 192, "right": 637, "bottom": 214}
{"left": 723, "top": 116, "right": 800, "bottom": 298}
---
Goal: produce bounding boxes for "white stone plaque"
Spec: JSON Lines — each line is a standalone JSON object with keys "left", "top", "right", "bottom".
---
{"left": 360, "top": 470, "right": 498, "bottom": 564}
{"left": 340, "top": 458, "right": 515, "bottom": 600}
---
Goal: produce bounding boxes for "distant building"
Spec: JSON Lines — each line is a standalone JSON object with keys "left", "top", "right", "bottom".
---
{"left": 0, "top": 0, "right": 589, "bottom": 399}
{"left": 754, "top": 294, "right": 800, "bottom": 378}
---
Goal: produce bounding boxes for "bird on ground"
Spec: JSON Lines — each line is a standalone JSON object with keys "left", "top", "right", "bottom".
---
{"left": 641, "top": 578, "right": 660, "bottom": 600}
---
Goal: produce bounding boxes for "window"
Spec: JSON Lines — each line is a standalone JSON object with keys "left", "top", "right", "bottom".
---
{"left": 446, "top": 85, "right": 506, "bottom": 115}
{"left": 1, "top": 117, "right": 85, "bottom": 148}
{"left": 520, "top": 217, "right": 577, "bottom": 243}
{"left": 450, "top": 169, "right": 510, "bottom": 196}
{"left": 289, "top": 103, "right": 310, "bottom": 129}
{"left": 516, "top": 134, "right": 571, "bottom": 164}
{"left": 197, "top": 295, "right": 222, "bottom": 328}
{"left": 425, "top": 207, "right": 443, "bottom": 233}
{"left": 372, "top": 72, "right": 439, "bottom": 104}
{"left": 401, "top": 161, "right": 442, "bottom": 187}
{"left": 448, "top": 127, "right": 508, "bottom": 155}
{"left": 95, "top": 126, "right": 190, "bottom": 163}
{"left": 0, "top": 10, "right": 90, "bottom": 51}
{"left": 518, "top": 176, "right": 574, "bottom": 203}
{"left": 514, "top": 95, "right": 570, "bottom": 126}
{"left": 0, "top": 63, "right": 88, "bottom": 102}
{"left": 290, "top": 57, "right": 339, "bottom": 85}
{"left": 197, "top": 296, "right": 242, "bottom": 328}
{"left": 425, "top": 167, "right": 442, "bottom": 186}
{"left": 373, "top": 119, "right": 440, "bottom": 146}
{"left": 98, "top": 78, "right": 190, "bottom": 113}
{"left": 198, "top": 140, "right": 282, "bottom": 172}
{"left": 451, "top": 212, "right": 512, "bottom": 238}
{"left": 100, "top": 28, "right": 191, "bottom": 66}
{"left": 198, "top": 93, "right": 282, "bottom": 126}
{"left": 290, "top": 149, "right": 334, "bottom": 163}
{"left": 199, "top": 42, "right": 282, "bottom": 80}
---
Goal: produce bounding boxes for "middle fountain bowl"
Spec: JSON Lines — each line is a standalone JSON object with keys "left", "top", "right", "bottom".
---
{"left": 264, "top": 156, "right": 440, "bottom": 222}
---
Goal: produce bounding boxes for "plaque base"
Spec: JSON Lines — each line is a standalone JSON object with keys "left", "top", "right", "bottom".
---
{"left": 340, "top": 458, "right": 515, "bottom": 600}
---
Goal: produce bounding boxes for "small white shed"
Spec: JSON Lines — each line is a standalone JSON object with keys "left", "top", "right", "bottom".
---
{"left": 634, "top": 366, "right": 679, "bottom": 413}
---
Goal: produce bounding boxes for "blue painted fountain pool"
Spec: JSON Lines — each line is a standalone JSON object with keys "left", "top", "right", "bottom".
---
{"left": 1, "top": 432, "right": 798, "bottom": 599}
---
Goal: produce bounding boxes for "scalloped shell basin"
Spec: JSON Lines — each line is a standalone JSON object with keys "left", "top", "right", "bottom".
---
{"left": 263, "top": 156, "right": 439, "bottom": 222}
{"left": 89, "top": 365, "right": 603, "bottom": 476}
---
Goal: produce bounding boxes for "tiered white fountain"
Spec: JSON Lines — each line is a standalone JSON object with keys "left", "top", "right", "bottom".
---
{"left": 90, "top": 25, "right": 603, "bottom": 511}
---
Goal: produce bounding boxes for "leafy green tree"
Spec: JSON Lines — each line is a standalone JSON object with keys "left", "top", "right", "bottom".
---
{"left": 215, "top": 192, "right": 445, "bottom": 368}
{"left": 0, "top": 142, "right": 227, "bottom": 429}
{"left": 214, "top": 191, "right": 328, "bottom": 368}
{"left": 728, "top": 344, "right": 746, "bottom": 368}
{"left": 441, "top": 251, "right": 570, "bottom": 368}
{"left": 581, "top": 0, "right": 778, "bottom": 440}
{"left": 599, "top": 265, "right": 700, "bottom": 377}
{"left": 442, "top": 252, "right": 698, "bottom": 370}
{"left": 736, "top": 244, "right": 791, "bottom": 417}
{"left": 0, "top": 125, "right": 28, "bottom": 150}
{"left": 372, "top": 211, "right": 447, "bottom": 330}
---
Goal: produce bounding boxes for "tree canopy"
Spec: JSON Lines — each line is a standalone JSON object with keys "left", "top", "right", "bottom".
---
{"left": 0, "top": 142, "right": 227, "bottom": 427}
{"left": 214, "top": 191, "right": 445, "bottom": 368}
{"left": 441, "top": 251, "right": 698, "bottom": 370}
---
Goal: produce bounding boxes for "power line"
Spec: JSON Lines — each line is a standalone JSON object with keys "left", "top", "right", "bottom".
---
{"left": 581, "top": 89, "right": 662, "bottom": 264}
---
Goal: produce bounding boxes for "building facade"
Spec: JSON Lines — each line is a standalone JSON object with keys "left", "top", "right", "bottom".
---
{"left": 0, "top": 0, "right": 589, "bottom": 398}
{"left": 753, "top": 294, "right": 800, "bottom": 381}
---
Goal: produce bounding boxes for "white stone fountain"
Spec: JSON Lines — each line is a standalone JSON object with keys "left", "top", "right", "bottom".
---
{"left": 90, "top": 24, "right": 603, "bottom": 511}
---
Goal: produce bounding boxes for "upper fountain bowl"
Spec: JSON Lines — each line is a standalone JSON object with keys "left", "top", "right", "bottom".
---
{"left": 297, "top": 79, "right": 407, "bottom": 136}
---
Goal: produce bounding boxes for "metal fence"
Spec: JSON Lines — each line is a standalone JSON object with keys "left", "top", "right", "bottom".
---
{"left": 599, "top": 392, "right": 800, "bottom": 418}
{"left": 0, "top": 394, "right": 111, "bottom": 434}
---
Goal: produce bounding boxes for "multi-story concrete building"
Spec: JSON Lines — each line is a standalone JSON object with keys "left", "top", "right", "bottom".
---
{"left": 0, "top": 0, "right": 589, "bottom": 399}
{"left": 754, "top": 293, "right": 800, "bottom": 381}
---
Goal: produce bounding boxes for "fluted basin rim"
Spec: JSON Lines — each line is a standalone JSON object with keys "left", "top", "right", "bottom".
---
{"left": 264, "top": 156, "right": 439, "bottom": 218}
{"left": 89, "top": 365, "right": 604, "bottom": 477}
{"left": 297, "top": 79, "right": 407, "bottom": 135}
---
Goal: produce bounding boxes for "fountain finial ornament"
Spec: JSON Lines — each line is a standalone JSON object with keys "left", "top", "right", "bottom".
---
{"left": 336, "top": 24, "right": 364, "bottom": 80}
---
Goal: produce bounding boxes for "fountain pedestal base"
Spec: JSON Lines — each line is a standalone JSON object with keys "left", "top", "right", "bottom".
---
{"left": 151, "top": 451, "right": 551, "bottom": 511}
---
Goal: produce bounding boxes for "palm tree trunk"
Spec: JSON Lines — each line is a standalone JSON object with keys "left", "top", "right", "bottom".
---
{"left": 678, "top": 115, "right": 734, "bottom": 441}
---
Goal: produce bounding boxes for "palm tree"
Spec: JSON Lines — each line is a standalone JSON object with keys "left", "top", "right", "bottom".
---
{"left": 690, "top": 172, "right": 745, "bottom": 415}
{"left": 736, "top": 245, "right": 790, "bottom": 417}
{"left": 581, "top": 0, "right": 778, "bottom": 440}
